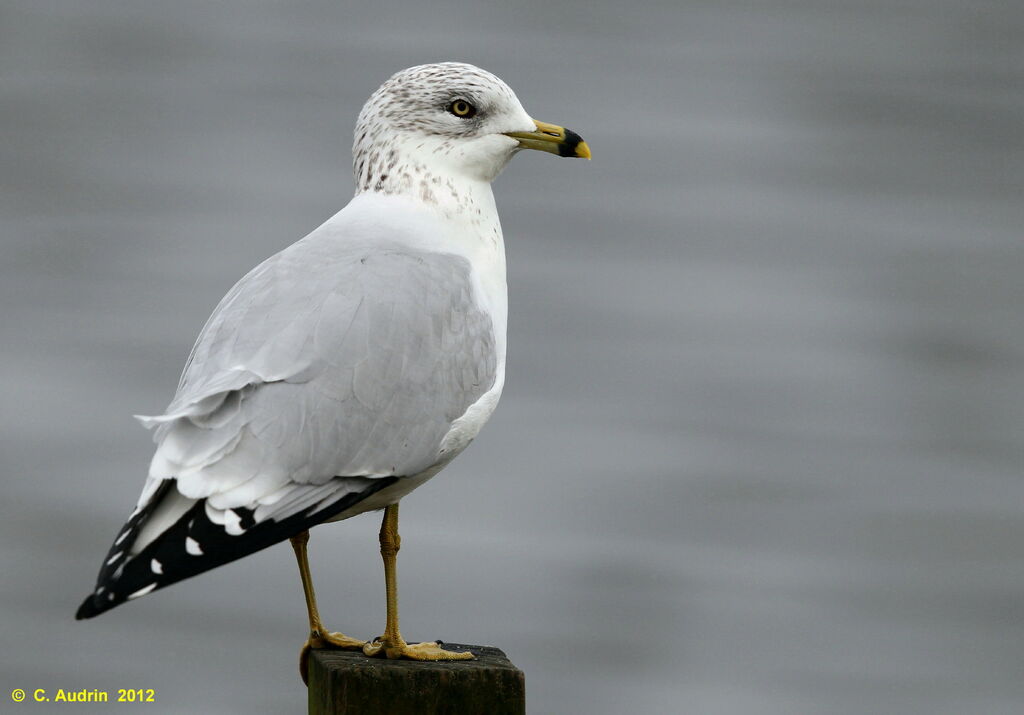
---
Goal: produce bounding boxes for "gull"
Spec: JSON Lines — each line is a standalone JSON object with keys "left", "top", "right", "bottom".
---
{"left": 75, "top": 62, "right": 589, "bottom": 679}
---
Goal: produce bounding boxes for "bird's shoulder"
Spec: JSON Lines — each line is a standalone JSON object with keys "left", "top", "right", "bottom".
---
{"left": 174, "top": 199, "right": 479, "bottom": 396}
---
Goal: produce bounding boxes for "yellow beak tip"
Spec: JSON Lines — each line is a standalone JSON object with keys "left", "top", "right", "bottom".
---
{"left": 575, "top": 141, "right": 592, "bottom": 160}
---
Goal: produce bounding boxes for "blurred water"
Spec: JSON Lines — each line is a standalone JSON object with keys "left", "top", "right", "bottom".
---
{"left": 2, "top": 1, "right": 1023, "bottom": 713}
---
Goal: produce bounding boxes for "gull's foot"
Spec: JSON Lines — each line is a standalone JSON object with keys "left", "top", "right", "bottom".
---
{"left": 299, "top": 630, "right": 367, "bottom": 685}
{"left": 310, "top": 629, "right": 366, "bottom": 651}
{"left": 363, "top": 636, "right": 475, "bottom": 661}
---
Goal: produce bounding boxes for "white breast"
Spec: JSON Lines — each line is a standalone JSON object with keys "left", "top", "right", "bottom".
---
{"left": 319, "top": 188, "right": 508, "bottom": 519}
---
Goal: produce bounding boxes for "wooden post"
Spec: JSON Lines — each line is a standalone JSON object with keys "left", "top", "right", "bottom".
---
{"left": 307, "top": 643, "right": 525, "bottom": 715}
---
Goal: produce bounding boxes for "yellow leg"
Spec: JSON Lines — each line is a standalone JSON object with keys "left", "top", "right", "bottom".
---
{"left": 363, "top": 504, "right": 474, "bottom": 661}
{"left": 290, "top": 530, "right": 366, "bottom": 684}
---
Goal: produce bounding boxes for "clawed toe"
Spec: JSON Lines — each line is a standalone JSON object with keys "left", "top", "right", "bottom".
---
{"left": 363, "top": 636, "right": 474, "bottom": 661}
{"left": 310, "top": 630, "right": 366, "bottom": 650}
{"left": 299, "top": 630, "right": 367, "bottom": 685}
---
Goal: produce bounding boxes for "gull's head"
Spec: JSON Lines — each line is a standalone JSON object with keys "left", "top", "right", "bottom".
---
{"left": 353, "top": 62, "right": 589, "bottom": 195}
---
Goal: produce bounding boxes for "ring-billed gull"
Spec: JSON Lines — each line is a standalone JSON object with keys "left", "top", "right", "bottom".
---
{"left": 75, "top": 62, "right": 589, "bottom": 676}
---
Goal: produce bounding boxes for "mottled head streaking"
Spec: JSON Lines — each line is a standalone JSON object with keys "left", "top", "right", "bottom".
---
{"left": 352, "top": 62, "right": 589, "bottom": 198}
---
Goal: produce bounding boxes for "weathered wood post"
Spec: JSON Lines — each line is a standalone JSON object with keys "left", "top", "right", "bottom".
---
{"left": 307, "top": 643, "right": 525, "bottom": 714}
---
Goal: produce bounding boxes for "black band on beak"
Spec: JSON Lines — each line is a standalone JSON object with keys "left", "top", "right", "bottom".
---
{"left": 558, "top": 128, "right": 587, "bottom": 158}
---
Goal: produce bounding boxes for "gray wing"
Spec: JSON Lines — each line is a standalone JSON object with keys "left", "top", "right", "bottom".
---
{"left": 75, "top": 235, "right": 499, "bottom": 620}
{"left": 137, "top": 234, "right": 497, "bottom": 526}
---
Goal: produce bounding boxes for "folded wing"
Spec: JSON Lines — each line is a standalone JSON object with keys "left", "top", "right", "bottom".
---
{"left": 77, "top": 231, "right": 497, "bottom": 618}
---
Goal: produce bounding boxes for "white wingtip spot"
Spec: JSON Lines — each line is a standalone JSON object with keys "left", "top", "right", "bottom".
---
{"left": 150, "top": 559, "right": 163, "bottom": 575}
{"left": 105, "top": 550, "right": 124, "bottom": 566}
{"left": 185, "top": 537, "right": 204, "bottom": 556}
{"left": 127, "top": 583, "right": 157, "bottom": 600}
{"left": 114, "top": 529, "right": 132, "bottom": 546}
{"left": 223, "top": 508, "right": 246, "bottom": 536}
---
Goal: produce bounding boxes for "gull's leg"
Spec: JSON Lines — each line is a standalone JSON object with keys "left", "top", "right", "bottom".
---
{"left": 363, "top": 504, "right": 474, "bottom": 660}
{"left": 290, "top": 530, "right": 366, "bottom": 684}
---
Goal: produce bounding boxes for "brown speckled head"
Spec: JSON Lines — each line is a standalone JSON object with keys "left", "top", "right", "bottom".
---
{"left": 352, "top": 63, "right": 535, "bottom": 197}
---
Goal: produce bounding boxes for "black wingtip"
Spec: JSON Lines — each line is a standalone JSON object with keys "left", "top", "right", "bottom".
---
{"left": 76, "top": 587, "right": 124, "bottom": 620}
{"left": 75, "top": 476, "right": 402, "bottom": 621}
{"left": 75, "top": 595, "right": 102, "bottom": 620}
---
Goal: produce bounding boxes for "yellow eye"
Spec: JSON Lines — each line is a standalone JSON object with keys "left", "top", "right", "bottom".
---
{"left": 448, "top": 100, "right": 476, "bottom": 118}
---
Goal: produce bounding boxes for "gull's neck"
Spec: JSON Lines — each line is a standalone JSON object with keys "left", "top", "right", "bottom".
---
{"left": 352, "top": 137, "right": 506, "bottom": 260}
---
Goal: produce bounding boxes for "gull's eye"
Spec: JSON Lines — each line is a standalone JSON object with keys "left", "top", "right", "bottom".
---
{"left": 447, "top": 99, "right": 477, "bottom": 118}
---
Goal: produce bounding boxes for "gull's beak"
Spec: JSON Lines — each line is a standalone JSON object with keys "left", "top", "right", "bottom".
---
{"left": 505, "top": 119, "right": 591, "bottom": 159}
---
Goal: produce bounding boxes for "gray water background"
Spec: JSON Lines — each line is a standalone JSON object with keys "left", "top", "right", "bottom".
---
{"left": 2, "top": 1, "right": 1023, "bottom": 713}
